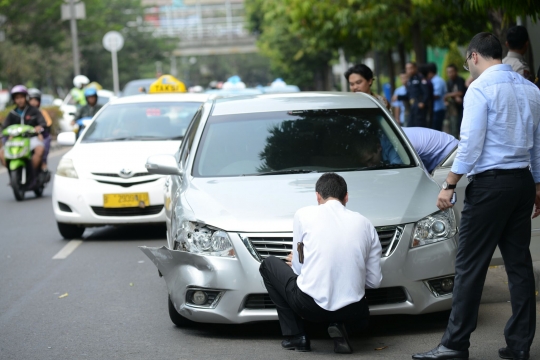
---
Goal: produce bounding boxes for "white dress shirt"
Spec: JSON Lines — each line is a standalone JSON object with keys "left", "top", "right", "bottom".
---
{"left": 451, "top": 64, "right": 540, "bottom": 181}
{"left": 291, "top": 200, "right": 382, "bottom": 311}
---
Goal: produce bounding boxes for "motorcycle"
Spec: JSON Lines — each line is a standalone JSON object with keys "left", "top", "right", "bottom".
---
{"left": 2, "top": 124, "right": 48, "bottom": 201}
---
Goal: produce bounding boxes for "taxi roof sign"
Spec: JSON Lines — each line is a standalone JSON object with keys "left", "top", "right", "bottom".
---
{"left": 148, "top": 75, "right": 187, "bottom": 94}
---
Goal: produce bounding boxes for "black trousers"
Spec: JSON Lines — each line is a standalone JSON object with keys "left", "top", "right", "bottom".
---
{"left": 409, "top": 104, "right": 427, "bottom": 127}
{"left": 441, "top": 169, "right": 536, "bottom": 351}
{"left": 259, "top": 256, "right": 369, "bottom": 336}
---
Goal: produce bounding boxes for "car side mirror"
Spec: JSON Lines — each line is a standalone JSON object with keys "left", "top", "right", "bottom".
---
{"left": 145, "top": 154, "right": 183, "bottom": 176}
{"left": 57, "top": 131, "right": 76, "bottom": 146}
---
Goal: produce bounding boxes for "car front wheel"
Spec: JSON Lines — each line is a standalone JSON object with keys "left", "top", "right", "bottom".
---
{"left": 57, "top": 222, "right": 85, "bottom": 239}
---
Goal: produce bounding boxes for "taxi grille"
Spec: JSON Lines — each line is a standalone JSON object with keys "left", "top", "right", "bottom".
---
{"left": 246, "top": 226, "right": 403, "bottom": 261}
{"left": 244, "top": 287, "right": 407, "bottom": 309}
{"left": 91, "top": 205, "right": 163, "bottom": 217}
{"left": 92, "top": 172, "right": 150, "bottom": 178}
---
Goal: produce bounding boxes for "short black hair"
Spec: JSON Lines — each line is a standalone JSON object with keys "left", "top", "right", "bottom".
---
{"left": 344, "top": 64, "right": 374, "bottom": 81}
{"left": 446, "top": 64, "right": 458, "bottom": 71}
{"left": 315, "top": 173, "right": 347, "bottom": 202}
{"left": 419, "top": 64, "right": 429, "bottom": 77}
{"left": 467, "top": 32, "right": 502, "bottom": 60}
{"left": 506, "top": 26, "right": 529, "bottom": 50}
{"left": 427, "top": 62, "right": 437, "bottom": 74}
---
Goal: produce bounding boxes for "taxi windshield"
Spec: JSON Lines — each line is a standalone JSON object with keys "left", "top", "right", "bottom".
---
{"left": 82, "top": 102, "right": 201, "bottom": 142}
{"left": 193, "top": 108, "right": 414, "bottom": 177}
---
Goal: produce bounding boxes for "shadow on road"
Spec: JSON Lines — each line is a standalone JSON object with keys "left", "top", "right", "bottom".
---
{"left": 83, "top": 224, "right": 167, "bottom": 242}
{"left": 176, "top": 310, "right": 451, "bottom": 340}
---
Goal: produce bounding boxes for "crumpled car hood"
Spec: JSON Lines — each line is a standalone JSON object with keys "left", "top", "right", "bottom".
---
{"left": 185, "top": 167, "right": 440, "bottom": 232}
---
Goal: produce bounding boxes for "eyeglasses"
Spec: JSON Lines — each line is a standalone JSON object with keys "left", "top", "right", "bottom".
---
{"left": 463, "top": 52, "right": 474, "bottom": 71}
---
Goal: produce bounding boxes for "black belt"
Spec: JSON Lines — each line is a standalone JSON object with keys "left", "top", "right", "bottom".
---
{"left": 469, "top": 168, "right": 529, "bottom": 180}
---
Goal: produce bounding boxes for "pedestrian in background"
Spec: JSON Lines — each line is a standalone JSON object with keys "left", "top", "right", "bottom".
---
{"left": 426, "top": 63, "right": 447, "bottom": 131}
{"left": 444, "top": 64, "right": 466, "bottom": 138}
{"left": 259, "top": 173, "right": 382, "bottom": 354}
{"left": 398, "top": 62, "right": 430, "bottom": 127}
{"left": 503, "top": 25, "right": 532, "bottom": 80}
{"left": 345, "top": 64, "right": 391, "bottom": 112}
{"left": 392, "top": 72, "right": 409, "bottom": 126}
{"left": 413, "top": 32, "right": 540, "bottom": 360}
{"left": 419, "top": 64, "right": 434, "bottom": 128}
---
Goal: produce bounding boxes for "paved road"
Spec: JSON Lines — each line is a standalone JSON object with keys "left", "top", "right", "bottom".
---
{"left": 0, "top": 149, "right": 539, "bottom": 360}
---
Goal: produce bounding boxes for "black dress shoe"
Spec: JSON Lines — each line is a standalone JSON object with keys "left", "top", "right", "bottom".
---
{"left": 412, "top": 344, "right": 469, "bottom": 359}
{"left": 281, "top": 335, "right": 311, "bottom": 352}
{"left": 328, "top": 323, "right": 353, "bottom": 354}
{"left": 499, "top": 347, "right": 530, "bottom": 360}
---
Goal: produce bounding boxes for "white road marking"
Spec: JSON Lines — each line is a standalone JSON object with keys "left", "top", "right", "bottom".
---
{"left": 52, "top": 240, "right": 83, "bottom": 260}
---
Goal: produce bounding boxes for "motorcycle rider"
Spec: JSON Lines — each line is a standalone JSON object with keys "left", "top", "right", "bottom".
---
{"left": 0, "top": 86, "right": 47, "bottom": 176}
{"left": 71, "top": 75, "right": 90, "bottom": 108}
{"left": 75, "top": 87, "right": 102, "bottom": 120}
{"left": 28, "top": 88, "right": 52, "bottom": 177}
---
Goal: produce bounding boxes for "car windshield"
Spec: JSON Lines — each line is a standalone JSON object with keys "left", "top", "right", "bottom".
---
{"left": 81, "top": 102, "right": 201, "bottom": 142}
{"left": 193, "top": 108, "right": 414, "bottom": 177}
{"left": 122, "top": 80, "right": 156, "bottom": 97}
{"left": 97, "top": 95, "right": 111, "bottom": 106}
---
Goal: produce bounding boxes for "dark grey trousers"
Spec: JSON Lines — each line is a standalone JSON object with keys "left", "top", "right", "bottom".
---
{"left": 259, "top": 256, "right": 369, "bottom": 336}
{"left": 441, "top": 169, "right": 536, "bottom": 351}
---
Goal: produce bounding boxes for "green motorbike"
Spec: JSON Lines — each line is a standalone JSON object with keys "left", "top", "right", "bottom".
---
{"left": 2, "top": 124, "right": 47, "bottom": 201}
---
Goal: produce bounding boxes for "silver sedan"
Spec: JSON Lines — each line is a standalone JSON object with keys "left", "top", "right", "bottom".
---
{"left": 142, "top": 92, "right": 459, "bottom": 326}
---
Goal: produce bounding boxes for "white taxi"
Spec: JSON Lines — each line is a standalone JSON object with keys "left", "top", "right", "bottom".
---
{"left": 53, "top": 76, "right": 210, "bottom": 239}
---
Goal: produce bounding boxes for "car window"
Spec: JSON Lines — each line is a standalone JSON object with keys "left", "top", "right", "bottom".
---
{"left": 81, "top": 102, "right": 202, "bottom": 142}
{"left": 193, "top": 108, "right": 414, "bottom": 177}
{"left": 179, "top": 109, "right": 202, "bottom": 168}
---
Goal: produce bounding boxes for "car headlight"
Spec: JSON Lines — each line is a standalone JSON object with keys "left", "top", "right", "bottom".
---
{"left": 411, "top": 210, "right": 457, "bottom": 248}
{"left": 175, "top": 221, "right": 235, "bottom": 257}
{"left": 56, "top": 158, "right": 78, "bottom": 179}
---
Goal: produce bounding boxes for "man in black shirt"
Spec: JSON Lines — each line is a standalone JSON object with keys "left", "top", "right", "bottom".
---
{"left": 444, "top": 64, "right": 466, "bottom": 138}
{"left": 398, "top": 62, "right": 430, "bottom": 127}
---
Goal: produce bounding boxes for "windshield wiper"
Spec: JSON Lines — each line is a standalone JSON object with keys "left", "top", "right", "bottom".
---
{"left": 251, "top": 169, "right": 318, "bottom": 176}
{"left": 337, "top": 164, "right": 409, "bottom": 171}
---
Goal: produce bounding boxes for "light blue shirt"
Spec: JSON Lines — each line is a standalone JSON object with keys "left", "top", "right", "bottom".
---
{"left": 391, "top": 85, "right": 407, "bottom": 124}
{"left": 402, "top": 127, "right": 458, "bottom": 173}
{"left": 451, "top": 64, "right": 540, "bottom": 181}
{"left": 431, "top": 75, "right": 447, "bottom": 112}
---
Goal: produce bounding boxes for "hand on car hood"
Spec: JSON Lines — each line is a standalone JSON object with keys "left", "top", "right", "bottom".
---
{"left": 185, "top": 168, "right": 440, "bottom": 232}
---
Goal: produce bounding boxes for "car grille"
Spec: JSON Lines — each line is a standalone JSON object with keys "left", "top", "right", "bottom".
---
{"left": 245, "top": 226, "right": 403, "bottom": 260}
{"left": 94, "top": 179, "right": 159, "bottom": 187}
{"left": 244, "top": 287, "right": 407, "bottom": 309}
{"left": 92, "top": 172, "right": 150, "bottom": 178}
{"left": 91, "top": 205, "right": 163, "bottom": 217}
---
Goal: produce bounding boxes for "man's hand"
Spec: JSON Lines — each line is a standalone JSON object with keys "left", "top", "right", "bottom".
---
{"left": 533, "top": 185, "right": 540, "bottom": 219}
{"left": 437, "top": 189, "right": 455, "bottom": 210}
{"left": 418, "top": 102, "right": 425, "bottom": 109}
{"left": 285, "top": 252, "right": 293, "bottom": 267}
{"left": 34, "top": 126, "right": 43, "bottom": 133}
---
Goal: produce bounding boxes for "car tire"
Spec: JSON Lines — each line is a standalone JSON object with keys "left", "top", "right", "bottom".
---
{"left": 168, "top": 295, "right": 194, "bottom": 327}
{"left": 57, "top": 222, "right": 85, "bottom": 240}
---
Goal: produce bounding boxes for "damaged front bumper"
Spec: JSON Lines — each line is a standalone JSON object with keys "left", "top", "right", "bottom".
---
{"left": 140, "top": 225, "right": 457, "bottom": 324}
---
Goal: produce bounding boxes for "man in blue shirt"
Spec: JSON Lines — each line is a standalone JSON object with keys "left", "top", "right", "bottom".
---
{"left": 426, "top": 63, "right": 447, "bottom": 131}
{"left": 402, "top": 127, "right": 457, "bottom": 173}
{"left": 391, "top": 72, "right": 409, "bottom": 126}
{"left": 413, "top": 33, "right": 540, "bottom": 360}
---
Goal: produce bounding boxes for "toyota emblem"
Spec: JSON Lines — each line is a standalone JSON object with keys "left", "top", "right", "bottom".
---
{"left": 119, "top": 168, "right": 133, "bottom": 178}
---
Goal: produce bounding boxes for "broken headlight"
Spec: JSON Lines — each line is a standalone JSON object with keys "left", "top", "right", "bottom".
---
{"left": 175, "top": 221, "right": 235, "bottom": 257}
{"left": 411, "top": 210, "right": 457, "bottom": 248}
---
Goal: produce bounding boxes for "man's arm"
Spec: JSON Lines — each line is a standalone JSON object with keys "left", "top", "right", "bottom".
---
{"left": 365, "top": 225, "right": 382, "bottom": 289}
{"left": 437, "top": 85, "right": 488, "bottom": 210}
{"left": 529, "top": 107, "right": 540, "bottom": 218}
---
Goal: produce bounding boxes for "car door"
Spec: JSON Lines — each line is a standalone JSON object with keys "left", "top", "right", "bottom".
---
{"left": 431, "top": 148, "right": 540, "bottom": 264}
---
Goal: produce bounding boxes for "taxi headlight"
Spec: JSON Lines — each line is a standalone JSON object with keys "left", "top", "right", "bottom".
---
{"left": 56, "top": 158, "right": 78, "bottom": 179}
{"left": 176, "top": 221, "right": 235, "bottom": 257}
{"left": 412, "top": 210, "right": 457, "bottom": 248}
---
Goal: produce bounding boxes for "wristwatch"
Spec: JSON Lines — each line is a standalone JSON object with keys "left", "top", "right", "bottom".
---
{"left": 442, "top": 181, "right": 456, "bottom": 190}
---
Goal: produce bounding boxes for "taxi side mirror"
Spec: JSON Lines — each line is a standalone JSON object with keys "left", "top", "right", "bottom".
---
{"left": 57, "top": 131, "right": 76, "bottom": 146}
{"left": 145, "top": 154, "right": 183, "bottom": 176}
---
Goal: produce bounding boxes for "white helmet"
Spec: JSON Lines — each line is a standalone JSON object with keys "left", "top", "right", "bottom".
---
{"left": 73, "top": 75, "right": 90, "bottom": 88}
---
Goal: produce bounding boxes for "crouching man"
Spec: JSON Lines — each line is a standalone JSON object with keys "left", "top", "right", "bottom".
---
{"left": 259, "top": 172, "right": 382, "bottom": 353}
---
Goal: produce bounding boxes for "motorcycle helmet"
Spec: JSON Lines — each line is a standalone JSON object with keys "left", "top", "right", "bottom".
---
{"left": 84, "top": 87, "right": 98, "bottom": 98}
{"left": 73, "top": 75, "right": 90, "bottom": 88}
{"left": 28, "top": 88, "right": 42, "bottom": 100}
{"left": 10, "top": 85, "right": 28, "bottom": 100}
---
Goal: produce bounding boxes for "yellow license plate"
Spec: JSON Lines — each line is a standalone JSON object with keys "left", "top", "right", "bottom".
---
{"left": 103, "top": 193, "right": 150, "bottom": 208}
